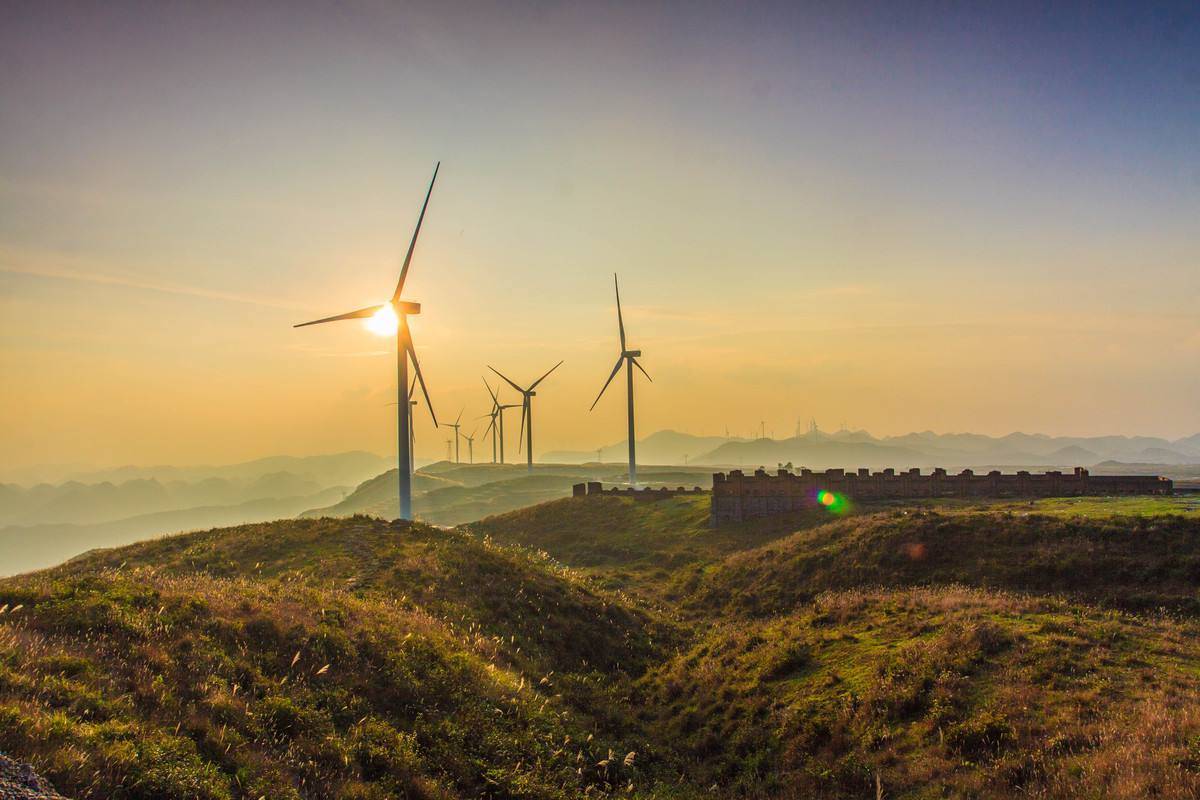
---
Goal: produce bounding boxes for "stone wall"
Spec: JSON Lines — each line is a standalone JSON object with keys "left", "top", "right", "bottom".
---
{"left": 711, "top": 467, "right": 1173, "bottom": 525}
{"left": 572, "top": 482, "right": 707, "bottom": 501}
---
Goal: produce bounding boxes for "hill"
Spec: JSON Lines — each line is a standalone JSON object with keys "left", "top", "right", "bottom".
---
{"left": 307, "top": 464, "right": 716, "bottom": 527}
{"left": 682, "top": 509, "right": 1200, "bottom": 616}
{"left": 467, "top": 495, "right": 827, "bottom": 594}
{"left": 0, "top": 488, "right": 347, "bottom": 578}
{"left": 542, "top": 430, "right": 743, "bottom": 466}
{"left": 0, "top": 517, "right": 673, "bottom": 799}
{"left": 6, "top": 498, "right": 1200, "bottom": 798}
{"left": 637, "top": 585, "right": 1200, "bottom": 798}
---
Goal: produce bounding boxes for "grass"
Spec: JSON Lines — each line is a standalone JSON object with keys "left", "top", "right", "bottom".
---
{"left": 682, "top": 509, "right": 1200, "bottom": 617}
{"left": 919, "top": 494, "right": 1200, "bottom": 517}
{"left": 636, "top": 586, "right": 1200, "bottom": 799}
{"left": 4, "top": 495, "right": 1200, "bottom": 798}
{"left": 466, "top": 495, "right": 835, "bottom": 596}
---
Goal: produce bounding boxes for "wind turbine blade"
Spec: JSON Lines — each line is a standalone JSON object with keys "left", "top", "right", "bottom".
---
{"left": 409, "top": 375, "right": 418, "bottom": 400}
{"left": 488, "top": 366, "right": 526, "bottom": 394}
{"left": 614, "top": 273, "right": 626, "bottom": 351}
{"left": 455, "top": 408, "right": 464, "bottom": 425}
{"left": 633, "top": 357, "right": 653, "bottom": 383}
{"left": 294, "top": 305, "right": 383, "bottom": 328}
{"left": 406, "top": 337, "right": 437, "bottom": 427}
{"left": 392, "top": 162, "right": 440, "bottom": 302}
{"left": 529, "top": 360, "right": 563, "bottom": 391}
{"left": 589, "top": 355, "right": 625, "bottom": 411}
{"left": 483, "top": 377, "right": 500, "bottom": 407}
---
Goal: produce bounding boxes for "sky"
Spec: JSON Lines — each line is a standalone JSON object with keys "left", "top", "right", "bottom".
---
{"left": 1, "top": 0, "right": 1198, "bottom": 476}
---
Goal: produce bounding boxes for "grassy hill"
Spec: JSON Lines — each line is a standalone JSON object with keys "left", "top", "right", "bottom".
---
{"left": 637, "top": 586, "right": 1200, "bottom": 799}
{"left": 5, "top": 496, "right": 1200, "bottom": 798}
{"left": 306, "top": 463, "right": 716, "bottom": 527}
{"left": 0, "top": 518, "right": 672, "bottom": 799}
{"left": 682, "top": 509, "right": 1200, "bottom": 616}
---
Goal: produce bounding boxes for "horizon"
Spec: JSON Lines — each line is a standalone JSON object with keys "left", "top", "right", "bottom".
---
{"left": 3, "top": 1, "right": 1198, "bottom": 473}
{"left": 5, "top": 424, "right": 1199, "bottom": 486}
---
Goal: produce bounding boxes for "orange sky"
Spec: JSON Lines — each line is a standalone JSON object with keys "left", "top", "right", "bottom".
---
{"left": 2, "top": 2, "right": 1198, "bottom": 474}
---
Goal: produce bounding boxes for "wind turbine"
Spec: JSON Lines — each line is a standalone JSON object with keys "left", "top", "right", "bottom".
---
{"left": 488, "top": 361, "right": 563, "bottom": 473}
{"left": 463, "top": 426, "right": 477, "bottom": 464}
{"left": 442, "top": 409, "right": 464, "bottom": 464}
{"left": 295, "top": 163, "right": 440, "bottom": 521}
{"left": 483, "top": 378, "right": 520, "bottom": 465}
{"left": 482, "top": 380, "right": 500, "bottom": 463}
{"left": 589, "top": 274, "right": 651, "bottom": 485}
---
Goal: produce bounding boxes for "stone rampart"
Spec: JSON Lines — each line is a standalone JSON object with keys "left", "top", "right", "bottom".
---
{"left": 711, "top": 466, "right": 1173, "bottom": 525}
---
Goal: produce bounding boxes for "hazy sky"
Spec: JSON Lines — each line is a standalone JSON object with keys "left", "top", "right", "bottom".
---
{"left": 2, "top": 0, "right": 1198, "bottom": 474}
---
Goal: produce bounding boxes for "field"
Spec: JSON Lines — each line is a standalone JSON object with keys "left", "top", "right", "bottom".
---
{"left": 2, "top": 493, "right": 1200, "bottom": 798}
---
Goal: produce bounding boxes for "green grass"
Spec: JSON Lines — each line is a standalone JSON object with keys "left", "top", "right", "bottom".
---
{"left": 909, "top": 494, "right": 1200, "bottom": 517}
{"left": 636, "top": 586, "right": 1200, "bottom": 799}
{"left": 466, "top": 495, "right": 835, "bottom": 596}
{"left": 5, "top": 495, "right": 1200, "bottom": 798}
{"left": 682, "top": 509, "right": 1200, "bottom": 617}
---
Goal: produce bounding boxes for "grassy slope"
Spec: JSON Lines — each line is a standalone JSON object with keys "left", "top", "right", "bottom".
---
{"left": 637, "top": 587, "right": 1200, "bottom": 799}
{"left": 467, "top": 495, "right": 834, "bottom": 595}
{"left": 684, "top": 510, "right": 1200, "bottom": 616}
{"left": 470, "top": 495, "right": 1200, "bottom": 798}
{"left": 5, "top": 496, "right": 1200, "bottom": 799}
{"left": 0, "top": 518, "right": 674, "bottom": 799}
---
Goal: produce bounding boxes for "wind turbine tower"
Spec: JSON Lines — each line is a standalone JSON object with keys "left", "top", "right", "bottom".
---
{"left": 489, "top": 361, "right": 563, "bottom": 473}
{"left": 589, "top": 274, "right": 651, "bottom": 485}
{"left": 464, "top": 427, "right": 476, "bottom": 464}
{"left": 442, "top": 410, "right": 464, "bottom": 463}
{"left": 295, "top": 163, "right": 440, "bottom": 521}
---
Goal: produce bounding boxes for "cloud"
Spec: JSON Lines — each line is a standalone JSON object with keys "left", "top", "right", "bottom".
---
{"left": 0, "top": 246, "right": 310, "bottom": 312}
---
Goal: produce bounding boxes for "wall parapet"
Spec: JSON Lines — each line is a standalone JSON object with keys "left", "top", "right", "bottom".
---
{"left": 710, "top": 466, "right": 1173, "bottom": 525}
{"left": 572, "top": 482, "right": 707, "bottom": 501}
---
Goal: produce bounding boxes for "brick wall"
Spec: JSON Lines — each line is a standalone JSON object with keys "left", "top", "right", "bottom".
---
{"left": 710, "top": 466, "right": 1173, "bottom": 525}
{"left": 572, "top": 482, "right": 708, "bottom": 501}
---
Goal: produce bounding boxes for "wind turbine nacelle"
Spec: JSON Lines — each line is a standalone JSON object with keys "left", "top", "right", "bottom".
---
{"left": 624, "top": 350, "right": 642, "bottom": 358}
{"left": 394, "top": 300, "right": 422, "bottom": 315}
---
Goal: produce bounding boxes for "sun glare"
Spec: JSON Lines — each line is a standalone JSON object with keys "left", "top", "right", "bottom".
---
{"left": 365, "top": 304, "right": 399, "bottom": 336}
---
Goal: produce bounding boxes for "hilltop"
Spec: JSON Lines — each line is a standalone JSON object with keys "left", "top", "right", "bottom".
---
{"left": 681, "top": 508, "right": 1200, "bottom": 616}
{"left": 4, "top": 496, "right": 1200, "bottom": 798}
{"left": 306, "top": 463, "right": 714, "bottom": 527}
{"left": 0, "top": 517, "right": 672, "bottom": 799}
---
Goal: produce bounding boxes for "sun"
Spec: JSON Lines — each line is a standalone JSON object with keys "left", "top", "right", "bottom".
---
{"left": 364, "top": 304, "right": 399, "bottom": 336}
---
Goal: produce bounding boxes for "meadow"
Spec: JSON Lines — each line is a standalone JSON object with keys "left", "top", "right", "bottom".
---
{"left": 2, "top": 492, "right": 1199, "bottom": 798}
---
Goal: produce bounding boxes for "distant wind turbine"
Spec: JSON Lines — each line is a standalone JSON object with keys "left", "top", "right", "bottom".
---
{"left": 442, "top": 409, "right": 464, "bottom": 463}
{"left": 489, "top": 361, "right": 563, "bottom": 473}
{"left": 463, "top": 427, "right": 477, "bottom": 464}
{"left": 295, "top": 163, "right": 440, "bottom": 521}
{"left": 588, "top": 274, "right": 651, "bottom": 485}
{"left": 482, "top": 378, "right": 520, "bottom": 465}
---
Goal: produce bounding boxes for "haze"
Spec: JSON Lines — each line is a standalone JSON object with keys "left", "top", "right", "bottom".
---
{"left": 2, "top": 1, "right": 1198, "bottom": 477}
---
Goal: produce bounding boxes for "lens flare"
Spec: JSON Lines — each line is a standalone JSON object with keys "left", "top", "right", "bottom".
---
{"left": 816, "top": 490, "right": 848, "bottom": 514}
{"left": 365, "top": 304, "right": 399, "bottom": 336}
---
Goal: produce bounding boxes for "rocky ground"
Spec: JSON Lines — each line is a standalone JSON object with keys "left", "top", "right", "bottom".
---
{"left": 0, "top": 755, "right": 66, "bottom": 800}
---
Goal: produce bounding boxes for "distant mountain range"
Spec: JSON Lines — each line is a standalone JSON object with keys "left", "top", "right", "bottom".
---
{"left": 1, "top": 451, "right": 390, "bottom": 489}
{"left": 542, "top": 430, "right": 748, "bottom": 465}
{"left": 544, "top": 428, "right": 1200, "bottom": 469}
{"left": 0, "top": 451, "right": 388, "bottom": 577}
